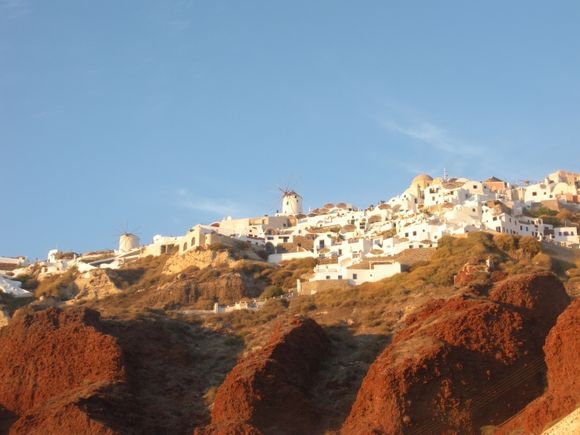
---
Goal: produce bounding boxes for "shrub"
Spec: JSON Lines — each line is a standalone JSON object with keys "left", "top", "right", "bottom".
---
{"left": 519, "top": 236, "right": 541, "bottom": 258}
{"left": 493, "top": 234, "right": 518, "bottom": 253}
{"left": 262, "top": 285, "right": 284, "bottom": 298}
{"left": 15, "top": 274, "right": 39, "bottom": 290}
{"left": 532, "top": 253, "right": 553, "bottom": 270}
{"left": 35, "top": 268, "right": 79, "bottom": 299}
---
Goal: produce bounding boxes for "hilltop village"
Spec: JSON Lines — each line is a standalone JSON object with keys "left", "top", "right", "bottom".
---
{"left": 1, "top": 169, "right": 579, "bottom": 300}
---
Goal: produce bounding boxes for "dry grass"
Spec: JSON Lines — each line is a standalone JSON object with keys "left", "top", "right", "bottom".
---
{"left": 106, "top": 254, "right": 172, "bottom": 291}
{"left": 35, "top": 268, "right": 79, "bottom": 299}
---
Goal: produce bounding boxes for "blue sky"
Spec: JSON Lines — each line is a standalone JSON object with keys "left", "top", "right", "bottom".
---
{"left": 1, "top": 1, "right": 579, "bottom": 259}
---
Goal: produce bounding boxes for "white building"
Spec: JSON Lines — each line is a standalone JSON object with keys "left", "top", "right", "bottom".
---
{"left": 311, "top": 260, "right": 404, "bottom": 285}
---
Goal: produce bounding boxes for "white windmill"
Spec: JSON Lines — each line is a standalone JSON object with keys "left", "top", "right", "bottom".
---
{"left": 279, "top": 188, "right": 303, "bottom": 216}
{"left": 115, "top": 223, "right": 141, "bottom": 254}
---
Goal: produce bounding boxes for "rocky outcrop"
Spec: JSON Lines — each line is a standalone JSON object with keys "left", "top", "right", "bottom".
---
{"left": 489, "top": 271, "right": 570, "bottom": 334}
{"left": 163, "top": 249, "right": 235, "bottom": 275}
{"left": 498, "top": 299, "right": 580, "bottom": 434}
{"left": 0, "top": 307, "right": 126, "bottom": 434}
{"left": 197, "top": 317, "right": 330, "bottom": 435}
{"left": 70, "top": 269, "right": 121, "bottom": 303}
{"left": 453, "top": 260, "right": 490, "bottom": 287}
{"left": 0, "top": 304, "right": 250, "bottom": 434}
{"left": 342, "top": 272, "right": 570, "bottom": 434}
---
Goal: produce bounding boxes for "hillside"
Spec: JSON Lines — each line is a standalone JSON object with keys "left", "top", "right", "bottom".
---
{"left": 1, "top": 232, "right": 578, "bottom": 434}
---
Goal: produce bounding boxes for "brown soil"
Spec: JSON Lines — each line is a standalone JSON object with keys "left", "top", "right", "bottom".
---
{"left": 196, "top": 317, "right": 330, "bottom": 435}
{"left": 497, "top": 299, "right": 580, "bottom": 434}
{"left": 341, "top": 272, "right": 570, "bottom": 434}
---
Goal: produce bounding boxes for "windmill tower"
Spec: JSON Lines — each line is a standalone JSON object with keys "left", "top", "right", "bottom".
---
{"left": 116, "top": 223, "right": 141, "bottom": 254}
{"left": 118, "top": 232, "right": 140, "bottom": 253}
{"left": 280, "top": 189, "right": 303, "bottom": 215}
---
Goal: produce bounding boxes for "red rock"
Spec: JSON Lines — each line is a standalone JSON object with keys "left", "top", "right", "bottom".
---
{"left": 196, "top": 317, "right": 330, "bottom": 435}
{"left": 453, "top": 262, "right": 489, "bottom": 287}
{"left": 497, "top": 299, "right": 580, "bottom": 434}
{"left": 0, "top": 307, "right": 126, "bottom": 434}
{"left": 342, "top": 273, "right": 570, "bottom": 434}
{"left": 489, "top": 271, "right": 570, "bottom": 334}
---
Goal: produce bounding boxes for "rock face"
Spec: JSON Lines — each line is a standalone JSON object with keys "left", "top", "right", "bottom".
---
{"left": 197, "top": 317, "right": 330, "bottom": 435}
{"left": 163, "top": 249, "right": 235, "bottom": 275}
{"left": 341, "top": 272, "right": 570, "bottom": 434}
{"left": 453, "top": 260, "right": 490, "bottom": 287}
{"left": 0, "top": 307, "right": 126, "bottom": 434}
{"left": 498, "top": 299, "right": 580, "bottom": 434}
{"left": 489, "top": 271, "right": 570, "bottom": 334}
{"left": 71, "top": 269, "right": 122, "bottom": 303}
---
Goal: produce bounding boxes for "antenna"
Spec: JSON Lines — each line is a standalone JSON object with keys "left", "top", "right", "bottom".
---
{"left": 443, "top": 168, "right": 449, "bottom": 182}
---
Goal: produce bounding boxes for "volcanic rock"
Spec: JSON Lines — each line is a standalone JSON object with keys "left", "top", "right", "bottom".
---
{"left": 453, "top": 260, "right": 489, "bottom": 287}
{"left": 0, "top": 307, "right": 126, "bottom": 434}
{"left": 342, "top": 272, "right": 570, "bottom": 434}
{"left": 497, "top": 299, "right": 580, "bottom": 434}
{"left": 489, "top": 271, "right": 570, "bottom": 334}
{"left": 196, "top": 317, "right": 330, "bottom": 435}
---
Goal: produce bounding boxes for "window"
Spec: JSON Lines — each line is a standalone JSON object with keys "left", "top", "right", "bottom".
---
{"left": 183, "top": 243, "right": 188, "bottom": 250}
{"left": 532, "top": 192, "right": 537, "bottom": 196}
{"left": 338, "top": 275, "right": 342, "bottom": 280}
{"left": 412, "top": 231, "right": 417, "bottom": 236}
{"left": 191, "top": 237, "right": 196, "bottom": 246}
{"left": 326, "top": 275, "right": 330, "bottom": 280}
{"left": 352, "top": 273, "right": 358, "bottom": 280}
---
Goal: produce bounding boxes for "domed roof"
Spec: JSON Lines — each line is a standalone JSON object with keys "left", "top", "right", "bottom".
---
{"left": 409, "top": 173, "right": 433, "bottom": 191}
{"left": 412, "top": 173, "right": 433, "bottom": 184}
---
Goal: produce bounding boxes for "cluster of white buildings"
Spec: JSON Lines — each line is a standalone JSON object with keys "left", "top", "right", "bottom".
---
{"left": 4, "top": 171, "right": 579, "bottom": 290}
{"left": 134, "top": 169, "right": 579, "bottom": 287}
